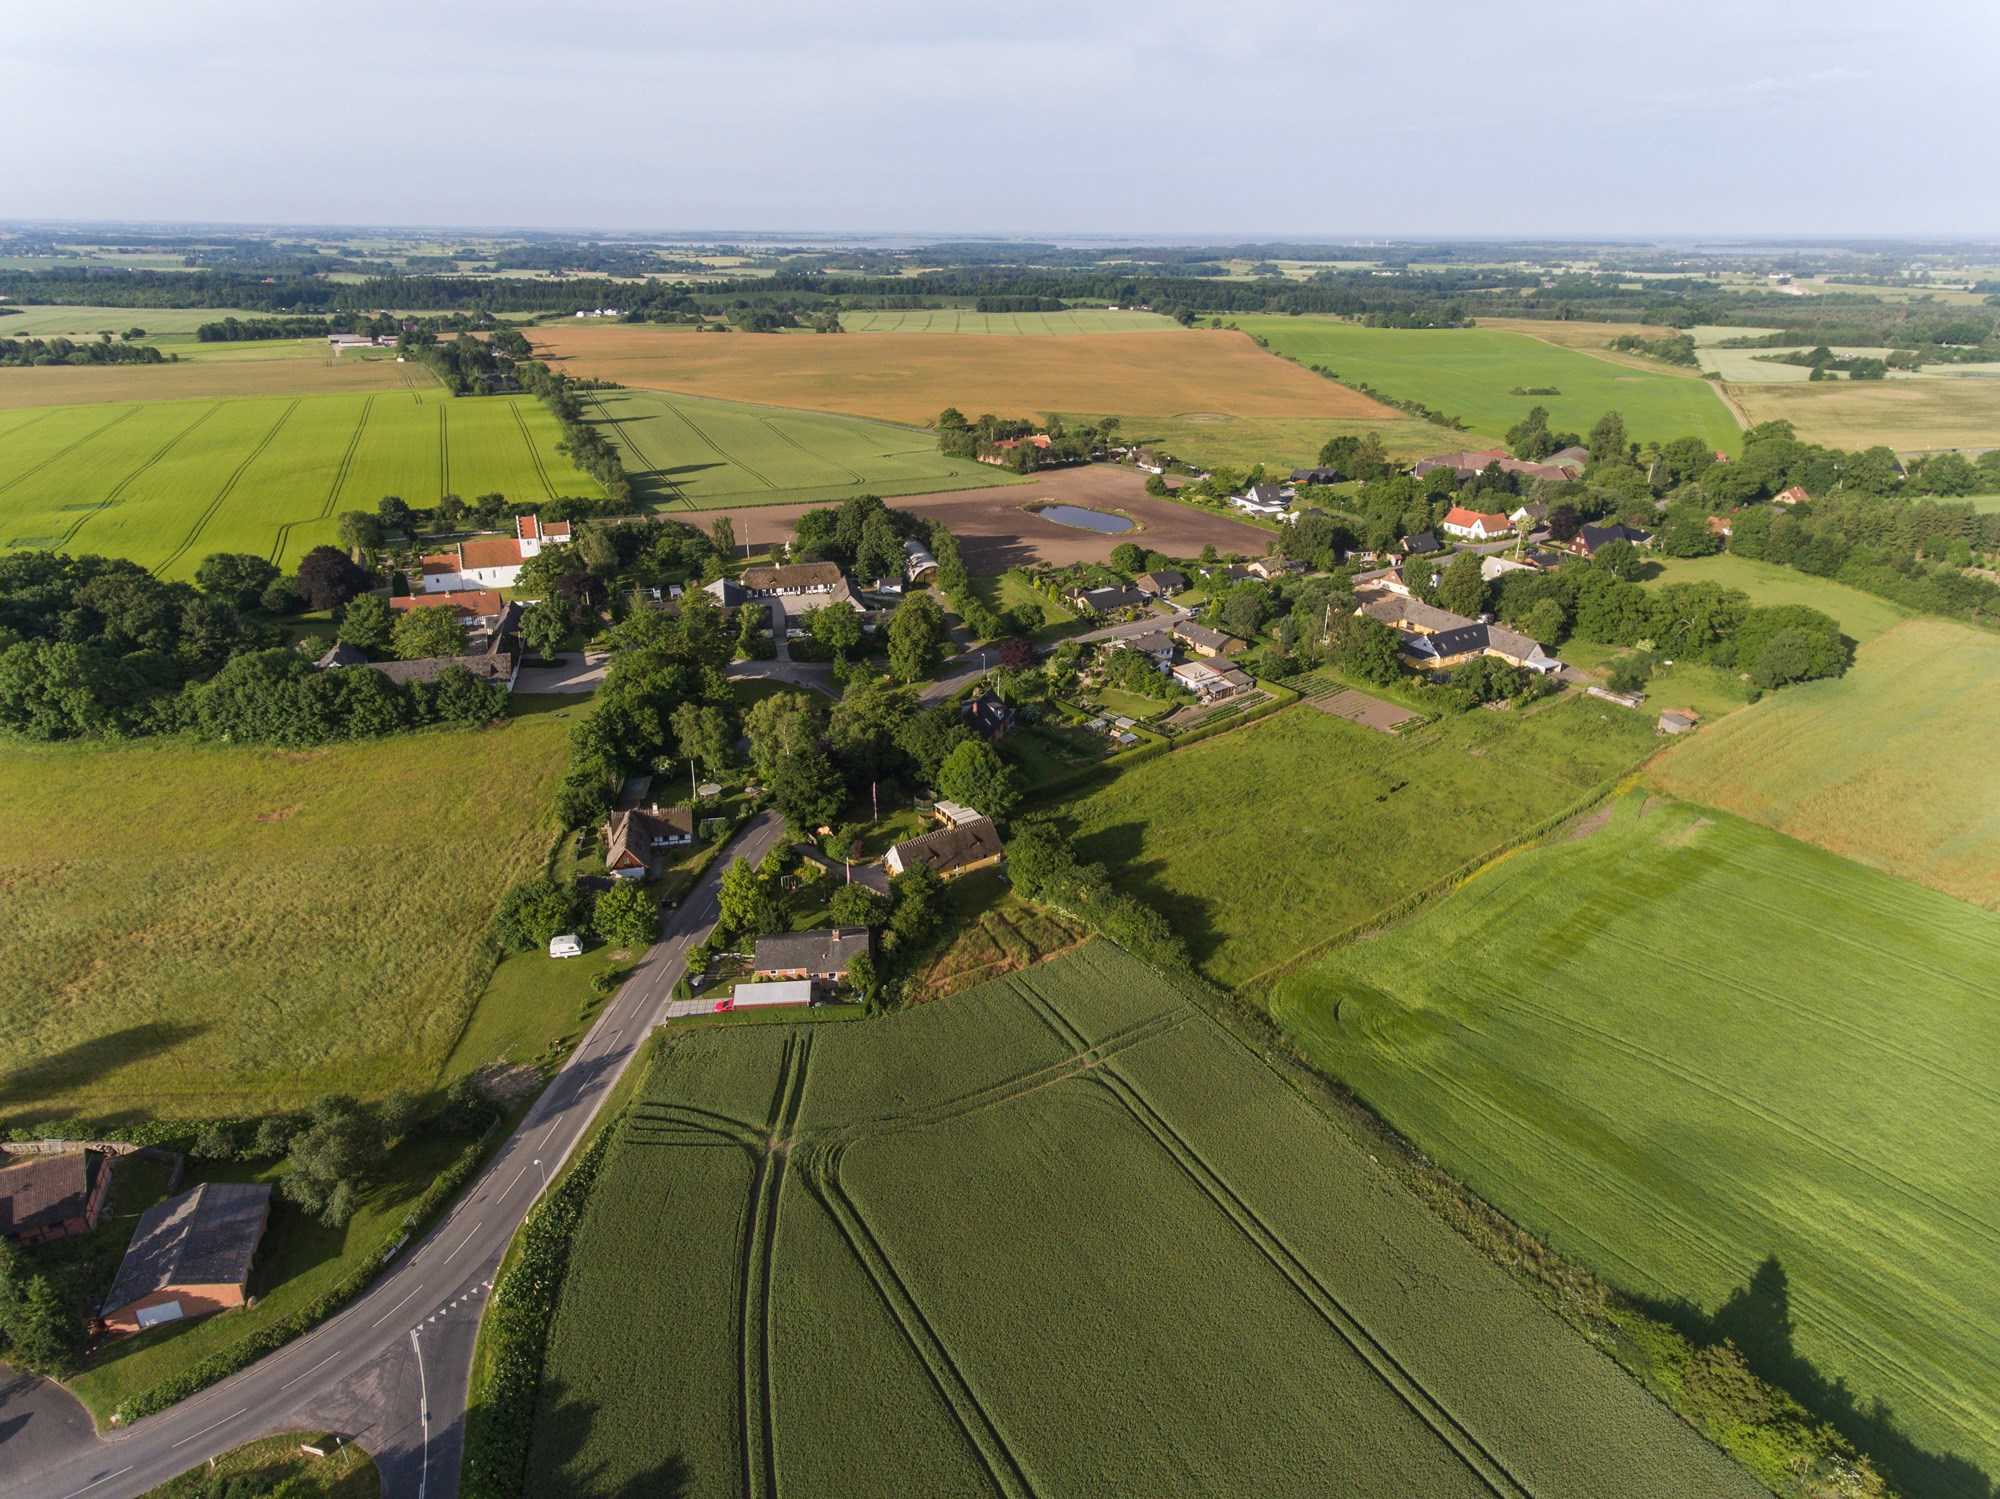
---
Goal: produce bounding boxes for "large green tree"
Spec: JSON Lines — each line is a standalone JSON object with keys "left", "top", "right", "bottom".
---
{"left": 336, "top": 592, "right": 394, "bottom": 653}
{"left": 936, "top": 739, "right": 1021, "bottom": 821}
{"left": 887, "top": 591, "right": 948, "bottom": 683}
{"left": 593, "top": 880, "right": 658, "bottom": 949}
{"left": 392, "top": 604, "right": 467, "bottom": 660}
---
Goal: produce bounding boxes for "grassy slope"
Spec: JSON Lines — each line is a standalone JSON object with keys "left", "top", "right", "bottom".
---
{"left": 1231, "top": 314, "right": 1743, "bottom": 455}
{"left": 0, "top": 714, "right": 575, "bottom": 1123}
{"left": 0, "top": 390, "right": 594, "bottom": 575}
{"left": 1059, "top": 698, "right": 1656, "bottom": 985}
{"left": 1270, "top": 792, "right": 2000, "bottom": 1485}
{"left": 141, "top": 1432, "right": 378, "bottom": 1498}
{"left": 528, "top": 942, "right": 1761, "bottom": 1498}
{"left": 1647, "top": 618, "right": 2000, "bottom": 911}
{"left": 1642, "top": 552, "right": 1914, "bottom": 643}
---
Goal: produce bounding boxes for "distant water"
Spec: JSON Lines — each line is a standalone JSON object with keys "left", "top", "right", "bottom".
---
{"left": 1030, "top": 503, "right": 1134, "bottom": 535}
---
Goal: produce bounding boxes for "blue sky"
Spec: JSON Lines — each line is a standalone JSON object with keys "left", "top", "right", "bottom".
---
{"left": 6, "top": 0, "right": 1994, "bottom": 236}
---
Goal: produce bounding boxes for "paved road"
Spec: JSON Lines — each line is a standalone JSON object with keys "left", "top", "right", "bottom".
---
{"left": 10, "top": 813, "right": 787, "bottom": 1499}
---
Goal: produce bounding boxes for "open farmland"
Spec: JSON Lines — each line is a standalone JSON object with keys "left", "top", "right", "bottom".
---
{"left": 838, "top": 308, "right": 1180, "bottom": 334}
{"left": 532, "top": 321, "right": 1396, "bottom": 428}
{"left": 0, "top": 355, "right": 434, "bottom": 407}
{"left": 586, "top": 386, "right": 1005, "bottom": 509}
{"left": 0, "top": 389, "right": 595, "bottom": 575}
{"left": 525, "top": 941, "right": 1763, "bottom": 1499}
{"left": 0, "top": 712, "right": 575, "bottom": 1122}
{"left": 1270, "top": 793, "right": 2000, "bottom": 1493}
{"left": 1229, "top": 314, "right": 1743, "bottom": 454}
{"left": 1725, "top": 374, "right": 2000, "bottom": 452}
{"left": 1643, "top": 552, "right": 1913, "bottom": 642}
{"left": 1648, "top": 617, "right": 2000, "bottom": 910}
{"left": 1059, "top": 696, "right": 1656, "bottom": 986}
{"left": 0, "top": 304, "right": 269, "bottom": 337}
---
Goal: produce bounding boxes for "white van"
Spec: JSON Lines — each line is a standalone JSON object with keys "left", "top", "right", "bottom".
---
{"left": 548, "top": 933, "right": 584, "bottom": 959}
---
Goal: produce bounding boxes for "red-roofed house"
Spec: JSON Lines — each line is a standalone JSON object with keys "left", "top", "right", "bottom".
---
{"left": 422, "top": 514, "right": 572, "bottom": 592}
{"left": 1440, "top": 506, "right": 1514, "bottom": 541}
{"left": 1773, "top": 485, "right": 1810, "bottom": 506}
{"left": 390, "top": 589, "right": 507, "bottom": 626}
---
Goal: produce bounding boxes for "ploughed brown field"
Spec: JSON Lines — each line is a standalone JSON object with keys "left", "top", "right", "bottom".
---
{"left": 0, "top": 356, "right": 436, "bottom": 409}
{"left": 707, "top": 466, "right": 1275, "bottom": 571}
{"left": 530, "top": 323, "right": 1395, "bottom": 426}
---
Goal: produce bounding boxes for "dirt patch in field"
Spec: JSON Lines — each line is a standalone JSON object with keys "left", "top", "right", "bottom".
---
{"left": 531, "top": 323, "right": 1396, "bottom": 426}
{"left": 684, "top": 466, "right": 1277, "bottom": 571}
{"left": 1565, "top": 803, "right": 1616, "bottom": 841}
{"left": 254, "top": 804, "right": 303, "bottom": 823}
{"left": 0, "top": 357, "right": 433, "bottom": 410}
{"left": 1310, "top": 688, "right": 1419, "bottom": 734}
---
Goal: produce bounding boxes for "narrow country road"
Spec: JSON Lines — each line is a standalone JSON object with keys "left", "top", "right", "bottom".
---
{"left": 9, "top": 812, "right": 787, "bottom": 1499}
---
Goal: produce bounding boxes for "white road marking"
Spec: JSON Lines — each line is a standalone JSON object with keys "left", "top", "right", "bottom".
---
{"left": 279, "top": 1353, "right": 340, "bottom": 1391}
{"left": 60, "top": 1467, "right": 133, "bottom": 1498}
{"left": 370, "top": 1286, "right": 423, "bottom": 1328}
{"left": 504, "top": 1164, "right": 530, "bottom": 1194}
{"left": 411, "top": 1328, "right": 431, "bottom": 1499}
{"left": 441, "top": 1226, "right": 478, "bottom": 1264}
{"left": 170, "top": 1408, "right": 247, "bottom": 1448}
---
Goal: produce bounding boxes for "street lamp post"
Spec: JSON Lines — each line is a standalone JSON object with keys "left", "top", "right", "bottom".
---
{"left": 533, "top": 1157, "right": 548, "bottom": 1196}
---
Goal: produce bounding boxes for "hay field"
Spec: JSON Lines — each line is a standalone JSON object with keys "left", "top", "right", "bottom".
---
{"left": 1648, "top": 618, "right": 2000, "bottom": 909}
{"left": 0, "top": 717, "right": 572, "bottom": 1123}
{"left": 1643, "top": 553, "right": 1913, "bottom": 642}
{"left": 1060, "top": 696, "right": 1656, "bottom": 985}
{"left": 587, "top": 387, "right": 1006, "bottom": 509}
{"left": 1726, "top": 376, "right": 2000, "bottom": 452}
{"left": 838, "top": 308, "right": 1179, "bottom": 334}
{"left": 1231, "top": 314, "right": 1743, "bottom": 454}
{"left": 530, "top": 322, "right": 1395, "bottom": 427}
{"left": 525, "top": 941, "right": 1762, "bottom": 1499}
{"left": 1272, "top": 792, "right": 2000, "bottom": 1488}
{"left": 0, "top": 389, "right": 594, "bottom": 575}
{"left": 0, "top": 304, "right": 266, "bottom": 337}
{"left": 0, "top": 356, "right": 434, "bottom": 408}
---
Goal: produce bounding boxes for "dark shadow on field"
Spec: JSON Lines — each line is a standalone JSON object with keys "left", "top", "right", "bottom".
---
{"left": 1060, "top": 817, "right": 1222, "bottom": 967}
{"left": 664, "top": 462, "right": 727, "bottom": 479}
{"left": 1639, "top": 1255, "right": 1996, "bottom": 1499}
{"left": 962, "top": 538, "right": 1040, "bottom": 575}
{"left": 0, "top": 1023, "right": 206, "bottom": 1125}
{"left": 521, "top": 1377, "right": 695, "bottom": 1498}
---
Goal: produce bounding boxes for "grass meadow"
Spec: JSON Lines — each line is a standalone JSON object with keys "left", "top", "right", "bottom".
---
{"left": 1642, "top": 552, "right": 1913, "bottom": 643}
{"left": 1058, "top": 697, "right": 1657, "bottom": 986}
{"left": 0, "top": 714, "right": 573, "bottom": 1123}
{"left": 0, "top": 388, "right": 594, "bottom": 575}
{"left": 1648, "top": 618, "right": 2000, "bottom": 910}
{"left": 524, "top": 941, "right": 1762, "bottom": 1499}
{"left": 1727, "top": 374, "right": 2000, "bottom": 452}
{"left": 837, "top": 308, "right": 1180, "bottom": 334}
{"left": 586, "top": 386, "right": 1007, "bottom": 510}
{"left": 1270, "top": 792, "right": 2000, "bottom": 1489}
{"left": 1229, "top": 314, "right": 1744, "bottom": 454}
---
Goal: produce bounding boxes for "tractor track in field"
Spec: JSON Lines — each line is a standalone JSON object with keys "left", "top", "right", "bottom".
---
{"left": 0, "top": 403, "right": 140, "bottom": 497}
{"left": 56, "top": 400, "right": 222, "bottom": 550}
{"left": 757, "top": 415, "right": 866, "bottom": 486}
{"left": 510, "top": 398, "right": 558, "bottom": 498}
{"left": 626, "top": 1101, "right": 765, "bottom": 1148}
{"left": 1021, "top": 988, "right": 1540, "bottom": 1499}
{"left": 799, "top": 1146, "right": 1038, "bottom": 1499}
{"left": 270, "top": 393, "right": 374, "bottom": 565}
{"left": 737, "top": 1031, "right": 811, "bottom": 1499}
{"left": 658, "top": 392, "right": 778, "bottom": 491}
{"left": 152, "top": 398, "right": 299, "bottom": 578}
{"left": 438, "top": 403, "right": 450, "bottom": 497}
{"left": 0, "top": 406, "right": 61, "bottom": 442}
{"left": 590, "top": 391, "right": 692, "bottom": 510}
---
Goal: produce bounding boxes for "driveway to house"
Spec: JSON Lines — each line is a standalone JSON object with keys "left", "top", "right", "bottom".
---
{"left": 512, "top": 649, "right": 606, "bottom": 694}
{"left": 8, "top": 813, "right": 787, "bottom": 1499}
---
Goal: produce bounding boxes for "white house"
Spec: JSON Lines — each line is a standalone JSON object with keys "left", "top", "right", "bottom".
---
{"left": 1228, "top": 482, "right": 1293, "bottom": 520}
{"left": 1439, "top": 506, "right": 1513, "bottom": 542}
{"left": 421, "top": 514, "right": 572, "bottom": 592}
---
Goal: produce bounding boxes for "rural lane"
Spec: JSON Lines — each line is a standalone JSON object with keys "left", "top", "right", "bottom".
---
{"left": 9, "top": 812, "right": 787, "bottom": 1499}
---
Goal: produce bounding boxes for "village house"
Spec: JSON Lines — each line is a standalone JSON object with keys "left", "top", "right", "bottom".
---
{"left": 1171, "top": 659, "right": 1253, "bottom": 700}
{"left": 1358, "top": 594, "right": 1562, "bottom": 674}
{"left": 1133, "top": 568, "right": 1187, "bottom": 597}
{"left": 1707, "top": 514, "right": 1736, "bottom": 538}
{"left": 1172, "top": 621, "right": 1240, "bottom": 658}
{"left": 603, "top": 804, "right": 697, "bottom": 881}
{"left": 1350, "top": 565, "right": 1408, "bottom": 596}
{"left": 1133, "top": 449, "right": 1167, "bottom": 474}
{"left": 1773, "top": 484, "right": 1811, "bottom": 506}
{"left": 1509, "top": 501, "right": 1549, "bottom": 530}
{"left": 0, "top": 1150, "right": 114, "bottom": 1244}
{"left": 388, "top": 588, "right": 509, "bottom": 630}
{"left": 1066, "top": 583, "right": 1150, "bottom": 617}
{"left": 980, "top": 433, "right": 1054, "bottom": 465}
{"left": 932, "top": 800, "right": 985, "bottom": 829}
{"left": 751, "top": 928, "right": 871, "bottom": 985}
{"left": 99, "top": 1182, "right": 272, "bottom": 1336}
{"left": 1229, "top": 482, "right": 1292, "bottom": 519}
{"left": 1568, "top": 522, "right": 1653, "bottom": 557}
{"left": 421, "top": 513, "right": 571, "bottom": 592}
{"left": 1288, "top": 467, "right": 1343, "bottom": 486}
{"left": 1399, "top": 530, "right": 1442, "bottom": 556}
{"left": 1245, "top": 556, "right": 1307, "bottom": 580}
{"left": 1440, "top": 506, "right": 1514, "bottom": 542}
{"left": 1415, "top": 448, "right": 1578, "bottom": 484}
{"left": 706, "top": 561, "right": 860, "bottom": 610}
{"left": 959, "top": 689, "right": 1016, "bottom": 739}
{"left": 884, "top": 816, "right": 1002, "bottom": 880}
{"left": 1112, "top": 629, "right": 1177, "bottom": 671}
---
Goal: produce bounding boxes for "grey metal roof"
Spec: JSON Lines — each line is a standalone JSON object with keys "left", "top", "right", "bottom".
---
{"left": 101, "top": 1182, "right": 272, "bottom": 1315}
{"left": 752, "top": 927, "right": 870, "bottom": 975}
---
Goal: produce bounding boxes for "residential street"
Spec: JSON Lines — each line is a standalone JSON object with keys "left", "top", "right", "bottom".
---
{"left": 8, "top": 812, "right": 786, "bottom": 1499}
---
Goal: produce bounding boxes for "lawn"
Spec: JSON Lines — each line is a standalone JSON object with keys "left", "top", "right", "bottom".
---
{"left": 1058, "top": 696, "right": 1657, "bottom": 985}
{"left": 0, "top": 717, "right": 572, "bottom": 1123}
{"left": 1229, "top": 315, "right": 1743, "bottom": 455}
{"left": 583, "top": 386, "right": 1007, "bottom": 511}
{"left": 141, "top": 1432, "right": 377, "bottom": 1497}
{"left": 1641, "top": 552, "right": 1913, "bottom": 643}
{"left": 838, "top": 308, "right": 1180, "bottom": 334}
{"left": 1270, "top": 792, "right": 2000, "bottom": 1492}
{"left": 521, "top": 941, "right": 1762, "bottom": 1499}
{"left": 1647, "top": 617, "right": 2000, "bottom": 911}
{"left": 1727, "top": 374, "right": 2000, "bottom": 452}
{"left": 0, "top": 389, "right": 595, "bottom": 575}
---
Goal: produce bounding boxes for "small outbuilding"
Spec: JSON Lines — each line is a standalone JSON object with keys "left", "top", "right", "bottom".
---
{"left": 0, "top": 1151, "right": 112, "bottom": 1244}
{"left": 100, "top": 1181, "right": 272, "bottom": 1336}
{"left": 1657, "top": 709, "right": 1700, "bottom": 735}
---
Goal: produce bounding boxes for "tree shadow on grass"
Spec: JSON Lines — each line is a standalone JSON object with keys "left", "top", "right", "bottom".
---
{"left": 1638, "top": 1255, "right": 1997, "bottom": 1499}
{"left": 0, "top": 1023, "right": 207, "bottom": 1127}
{"left": 1057, "top": 817, "right": 1222, "bottom": 968}
{"left": 519, "top": 1376, "right": 695, "bottom": 1498}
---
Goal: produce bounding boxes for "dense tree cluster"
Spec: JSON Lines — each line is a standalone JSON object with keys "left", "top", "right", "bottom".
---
{"left": 1004, "top": 821, "right": 1188, "bottom": 970}
{"left": 0, "top": 334, "right": 166, "bottom": 366}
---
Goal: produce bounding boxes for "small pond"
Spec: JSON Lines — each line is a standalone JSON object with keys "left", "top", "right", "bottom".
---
{"left": 1028, "top": 503, "right": 1135, "bottom": 535}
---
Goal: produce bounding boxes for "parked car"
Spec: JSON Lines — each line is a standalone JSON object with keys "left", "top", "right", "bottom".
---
{"left": 712, "top": 998, "right": 735, "bottom": 1013}
{"left": 548, "top": 933, "right": 584, "bottom": 958}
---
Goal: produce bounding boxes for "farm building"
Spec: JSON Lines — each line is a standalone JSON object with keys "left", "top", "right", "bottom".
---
{"left": 1440, "top": 507, "right": 1514, "bottom": 542}
{"left": 1415, "top": 449, "right": 1577, "bottom": 484}
{"left": 0, "top": 1150, "right": 113, "bottom": 1244}
{"left": 100, "top": 1182, "right": 272, "bottom": 1336}
{"left": 902, "top": 538, "right": 939, "bottom": 581}
{"left": 313, "top": 641, "right": 369, "bottom": 670}
{"left": 727, "top": 980, "right": 814, "bottom": 1009}
{"left": 706, "top": 562, "right": 859, "bottom": 610}
{"left": 1288, "top": 467, "right": 1343, "bottom": 486}
{"left": 604, "top": 804, "right": 697, "bottom": 881}
{"left": 1658, "top": 709, "right": 1700, "bottom": 735}
{"left": 752, "top": 928, "right": 871, "bottom": 984}
{"left": 342, "top": 599, "right": 520, "bottom": 691}
{"left": 1358, "top": 595, "right": 1561, "bottom": 674}
{"left": 421, "top": 514, "right": 571, "bottom": 592}
{"left": 885, "top": 817, "right": 1003, "bottom": 880}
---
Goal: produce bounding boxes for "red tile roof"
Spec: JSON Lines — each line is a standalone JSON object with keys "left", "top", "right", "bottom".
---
{"left": 1443, "top": 506, "right": 1510, "bottom": 531}
{"left": 457, "top": 536, "right": 526, "bottom": 571}
{"left": 390, "top": 589, "right": 506, "bottom": 620}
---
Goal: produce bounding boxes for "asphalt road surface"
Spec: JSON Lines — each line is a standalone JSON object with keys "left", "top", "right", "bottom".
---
{"left": 10, "top": 812, "right": 786, "bottom": 1499}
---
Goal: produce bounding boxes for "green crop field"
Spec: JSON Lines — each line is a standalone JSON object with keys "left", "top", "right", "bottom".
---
{"left": 1058, "top": 698, "right": 1656, "bottom": 986}
{"left": 1271, "top": 793, "right": 2000, "bottom": 1489}
{"left": 0, "top": 304, "right": 268, "bottom": 337}
{"left": 1643, "top": 552, "right": 1913, "bottom": 642}
{"left": 0, "top": 389, "right": 596, "bottom": 576}
{"left": 586, "top": 386, "right": 1010, "bottom": 510}
{"left": 837, "top": 308, "right": 1180, "bottom": 334}
{"left": 1649, "top": 618, "right": 2000, "bottom": 910}
{"left": 0, "top": 711, "right": 578, "bottom": 1123}
{"left": 1229, "top": 315, "right": 1743, "bottom": 454}
{"left": 524, "top": 941, "right": 1762, "bottom": 1498}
